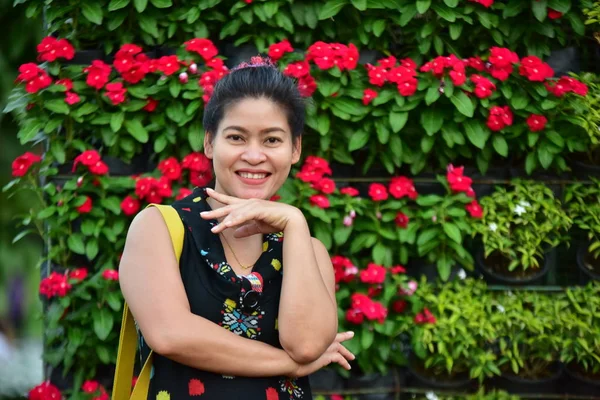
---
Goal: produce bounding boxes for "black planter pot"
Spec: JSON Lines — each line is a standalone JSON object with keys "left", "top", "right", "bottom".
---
{"left": 491, "top": 363, "right": 563, "bottom": 395}
{"left": 569, "top": 157, "right": 600, "bottom": 180}
{"left": 562, "top": 363, "right": 600, "bottom": 396}
{"left": 407, "top": 362, "right": 475, "bottom": 393}
{"left": 475, "top": 247, "right": 555, "bottom": 286}
{"left": 576, "top": 243, "right": 600, "bottom": 283}
{"left": 346, "top": 368, "right": 405, "bottom": 400}
{"left": 309, "top": 368, "right": 345, "bottom": 393}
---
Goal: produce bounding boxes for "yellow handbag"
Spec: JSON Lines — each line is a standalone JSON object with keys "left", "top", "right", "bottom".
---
{"left": 112, "top": 204, "right": 184, "bottom": 400}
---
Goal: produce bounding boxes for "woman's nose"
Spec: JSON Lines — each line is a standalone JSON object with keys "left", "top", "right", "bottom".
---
{"left": 240, "top": 143, "right": 267, "bottom": 164}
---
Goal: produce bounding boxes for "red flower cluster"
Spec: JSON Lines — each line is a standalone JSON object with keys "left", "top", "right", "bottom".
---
{"left": 367, "top": 55, "right": 418, "bottom": 96}
{"left": 446, "top": 164, "right": 475, "bottom": 197}
{"left": 487, "top": 105, "right": 513, "bottom": 132}
{"left": 488, "top": 47, "right": 519, "bottom": 81}
{"left": 56, "top": 78, "right": 81, "bottom": 105}
{"left": 466, "top": 200, "right": 483, "bottom": 218}
{"left": 113, "top": 44, "right": 150, "bottom": 84}
{"left": 268, "top": 40, "right": 294, "bottom": 62}
{"left": 471, "top": 74, "right": 496, "bottom": 99}
{"left": 184, "top": 38, "right": 219, "bottom": 61}
{"left": 37, "top": 36, "right": 75, "bottom": 62}
{"left": 469, "top": 0, "right": 494, "bottom": 7}
{"left": 545, "top": 76, "right": 588, "bottom": 97}
{"left": 414, "top": 308, "right": 437, "bottom": 324}
{"left": 120, "top": 196, "right": 141, "bottom": 216}
{"left": 359, "top": 262, "right": 387, "bottom": 284}
{"left": 77, "top": 196, "right": 93, "bottom": 214}
{"left": 158, "top": 157, "right": 183, "bottom": 181}
{"left": 72, "top": 150, "right": 109, "bottom": 175}
{"left": 39, "top": 272, "right": 72, "bottom": 299}
{"left": 104, "top": 82, "right": 127, "bottom": 105}
{"left": 17, "top": 63, "right": 52, "bottom": 93}
{"left": 395, "top": 212, "right": 409, "bottom": 229}
{"left": 135, "top": 176, "right": 173, "bottom": 204}
{"left": 548, "top": 8, "right": 563, "bottom": 19}
{"left": 28, "top": 381, "right": 62, "bottom": 400}
{"left": 368, "top": 183, "right": 388, "bottom": 201}
{"left": 362, "top": 88, "right": 378, "bottom": 105}
{"left": 340, "top": 186, "right": 359, "bottom": 197}
{"left": 12, "top": 152, "right": 42, "bottom": 177}
{"left": 306, "top": 41, "right": 359, "bottom": 71}
{"left": 389, "top": 176, "right": 418, "bottom": 199}
{"left": 519, "top": 56, "right": 554, "bottom": 82}
{"left": 102, "top": 269, "right": 119, "bottom": 281}
{"left": 182, "top": 152, "right": 213, "bottom": 187}
{"left": 526, "top": 114, "right": 548, "bottom": 132}
{"left": 84, "top": 60, "right": 112, "bottom": 90}
{"left": 69, "top": 268, "right": 88, "bottom": 281}
{"left": 421, "top": 54, "right": 466, "bottom": 86}
{"left": 82, "top": 379, "right": 109, "bottom": 400}
{"left": 296, "top": 156, "right": 333, "bottom": 208}
{"left": 331, "top": 255, "right": 358, "bottom": 284}
{"left": 199, "top": 57, "right": 229, "bottom": 103}
{"left": 346, "top": 293, "right": 388, "bottom": 324}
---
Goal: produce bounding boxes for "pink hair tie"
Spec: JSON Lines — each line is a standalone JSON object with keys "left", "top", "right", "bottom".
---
{"left": 231, "top": 55, "right": 276, "bottom": 71}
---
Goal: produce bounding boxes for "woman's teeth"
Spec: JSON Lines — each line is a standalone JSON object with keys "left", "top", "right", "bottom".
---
{"left": 238, "top": 172, "right": 268, "bottom": 179}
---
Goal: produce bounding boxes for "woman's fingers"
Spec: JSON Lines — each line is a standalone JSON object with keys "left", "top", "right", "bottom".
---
{"left": 332, "top": 352, "right": 352, "bottom": 370}
{"left": 200, "top": 206, "right": 233, "bottom": 221}
{"left": 232, "top": 221, "right": 263, "bottom": 238}
{"left": 337, "top": 343, "right": 356, "bottom": 361}
{"left": 335, "top": 331, "right": 355, "bottom": 344}
{"left": 205, "top": 188, "right": 243, "bottom": 205}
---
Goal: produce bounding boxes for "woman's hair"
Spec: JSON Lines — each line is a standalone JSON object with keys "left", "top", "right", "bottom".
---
{"left": 202, "top": 57, "right": 305, "bottom": 141}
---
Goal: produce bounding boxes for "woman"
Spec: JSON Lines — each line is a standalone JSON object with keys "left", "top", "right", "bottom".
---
{"left": 119, "top": 56, "right": 354, "bottom": 400}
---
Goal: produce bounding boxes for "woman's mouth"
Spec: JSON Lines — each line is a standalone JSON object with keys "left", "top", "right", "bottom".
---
{"left": 237, "top": 171, "right": 270, "bottom": 180}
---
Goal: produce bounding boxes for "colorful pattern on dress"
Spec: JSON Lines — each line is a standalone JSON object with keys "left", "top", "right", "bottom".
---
{"left": 156, "top": 391, "right": 171, "bottom": 400}
{"left": 220, "top": 298, "right": 263, "bottom": 339}
{"left": 279, "top": 377, "right": 304, "bottom": 399}
{"left": 188, "top": 378, "right": 205, "bottom": 396}
{"left": 246, "top": 272, "right": 264, "bottom": 292}
{"left": 266, "top": 232, "right": 284, "bottom": 242}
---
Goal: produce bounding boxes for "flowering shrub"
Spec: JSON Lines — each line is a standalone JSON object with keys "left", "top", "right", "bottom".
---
{"left": 569, "top": 72, "right": 600, "bottom": 165}
{"left": 564, "top": 179, "right": 600, "bottom": 259}
{"left": 470, "top": 180, "right": 571, "bottom": 272}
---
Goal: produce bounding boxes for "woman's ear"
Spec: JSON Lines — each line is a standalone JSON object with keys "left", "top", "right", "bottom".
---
{"left": 204, "top": 132, "right": 214, "bottom": 159}
{"left": 291, "top": 136, "right": 302, "bottom": 164}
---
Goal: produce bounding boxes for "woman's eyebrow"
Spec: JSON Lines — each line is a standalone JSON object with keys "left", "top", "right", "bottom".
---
{"left": 222, "top": 125, "right": 287, "bottom": 134}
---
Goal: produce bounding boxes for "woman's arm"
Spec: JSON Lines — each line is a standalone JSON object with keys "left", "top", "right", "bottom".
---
{"left": 119, "top": 207, "right": 349, "bottom": 377}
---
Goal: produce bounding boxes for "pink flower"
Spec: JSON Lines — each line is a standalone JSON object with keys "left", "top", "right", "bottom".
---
{"left": 102, "top": 269, "right": 119, "bottom": 281}
{"left": 359, "top": 263, "right": 387, "bottom": 284}
{"left": 368, "top": 183, "right": 388, "bottom": 201}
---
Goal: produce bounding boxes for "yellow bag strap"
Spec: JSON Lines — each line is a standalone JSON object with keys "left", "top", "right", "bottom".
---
{"left": 112, "top": 204, "right": 184, "bottom": 400}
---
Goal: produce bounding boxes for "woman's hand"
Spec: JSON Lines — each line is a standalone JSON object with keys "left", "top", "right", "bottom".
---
{"left": 200, "top": 188, "right": 305, "bottom": 238}
{"left": 290, "top": 332, "right": 356, "bottom": 378}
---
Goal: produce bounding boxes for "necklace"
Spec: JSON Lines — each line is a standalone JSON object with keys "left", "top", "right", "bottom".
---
{"left": 220, "top": 233, "right": 254, "bottom": 270}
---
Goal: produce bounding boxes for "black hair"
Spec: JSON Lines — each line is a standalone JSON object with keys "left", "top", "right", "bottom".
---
{"left": 202, "top": 64, "right": 305, "bottom": 141}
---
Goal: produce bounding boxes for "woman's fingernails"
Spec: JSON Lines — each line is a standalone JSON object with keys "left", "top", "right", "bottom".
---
{"left": 347, "top": 331, "right": 355, "bottom": 337}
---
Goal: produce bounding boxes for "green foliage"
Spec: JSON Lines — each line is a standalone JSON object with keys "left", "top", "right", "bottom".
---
{"left": 564, "top": 179, "right": 600, "bottom": 259}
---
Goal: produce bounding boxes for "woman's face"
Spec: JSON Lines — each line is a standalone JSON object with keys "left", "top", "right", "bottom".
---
{"left": 204, "top": 97, "right": 301, "bottom": 200}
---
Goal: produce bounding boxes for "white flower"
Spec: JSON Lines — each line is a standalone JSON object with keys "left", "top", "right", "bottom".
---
{"left": 426, "top": 392, "right": 439, "bottom": 400}
{"left": 506, "top": 290, "right": 513, "bottom": 297}
{"left": 513, "top": 205, "right": 526, "bottom": 216}
{"left": 519, "top": 200, "right": 531, "bottom": 208}
{"left": 489, "top": 223, "right": 498, "bottom": 232}
{"left": 496, "top": 304, "right": 505, "bottom": 313}
{"left": 457, "top": 269, "right": 467, "bottom": 280}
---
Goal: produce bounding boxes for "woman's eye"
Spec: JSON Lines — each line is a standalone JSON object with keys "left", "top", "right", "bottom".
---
{"left": 266, "top": 137, "right": 282, "bottom": 144}
{"left": 228, "top": 135, "right": 243, "bottom": 141}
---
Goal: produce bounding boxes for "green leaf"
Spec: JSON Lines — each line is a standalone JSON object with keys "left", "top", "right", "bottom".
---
{"left": 546, "top": 131, "right": 564, "bottom": 148}
{"left": 50, "top": 141, "right": 66, "bottom": 164}
{"left": 492, "top": 135, "right": 508, "bottom": 156}
{"left": 416, "top": 0, "right": 431, "bottom": 14}
{"left": 443, "top": 223, "right": 462, "bottom": 244}
{"left": 18, "top": 120, "right": 44, "bottom": 144}
{"left": 37, "top": 206, "right": 56, "bottom": 219}
{"left": 511, "top": 91, "right": 530, "bottom": 110}
{"left": 421, "top": 108, "right": 444, "bottom": 135}
{"left": 44, "top": 99, "right": 70, "bottom": 115}
{"left": 81, "top": 2, "right": 103, "bottom": 24}
{"left": 532, "top": 0, "right": 548, "bottom": 22}
{"left": 68, "top": 234, "right": 86, "bottom": 255}
{"left": 431, "top": 3, "right": 456, "bottom": 22}
{"left": 348, "top": 130, "right": 370, "bottom": 151}
{"left": 86, "top": 239, "right": 99, "bottom": 260}
{"left": 139, "top": 14, "right": 159, "bottom": 38}
{"left": 372, "top": 19, "right": 386, "bottom": 37}
{"left": 108, "top": 0, "right": 130, "bottom": 11}
{"left": 464, "top": 120, "right": 490, "bottom": 149}
{"left": 547, "top": 0, "right": 570, "bottom": 13}
{"left": 93, "top": 307, "right": 114, "bottom": 341}
{"left": 538, "top": 146, "right": 554, "bottom": 169}
{"left": 450, "top": 91, "right": 474, "bottom": 117}
{"left": 106, "top": 292, "right": 122, "bottom": 312}
{"left": 361, "top": 326, "right": 374, "bottom": 349}
{"left": 350, "top": 0, "right": 367, "bottom": 11}
{"left": 449, "top": 23, "right": 463, "bottom": 40}
{"left": 425, "top": 86, "right": 441, "bottom": 105}
{"left": 444, "top": 0, "right": 459, "bottom": 7}
{"left": 318, "top": 0, "right": 347, "bottom": 19}
{"left": 134, "top": 0, "right": 148, "bottom": 12}
{"left": 124, "top": 120, "right": 149, "bottom": 143}
{"left": 150, "top": 0, "right": 172, "bottom": 7}
{"left": 110, "top": 112, "right": 125, "bottom": 132}
{"left": 169, "top": 80, "right": 182, "bottom": 98}
{"left": 334, "top": 225, "right": 353, "bottom": 245}
{"left": 389, "top": 112, "right": 408, "bottom": 133}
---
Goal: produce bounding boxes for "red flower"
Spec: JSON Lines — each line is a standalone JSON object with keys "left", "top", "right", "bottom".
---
{"left": 466, "top": 200, "right": 483, "bottom": 218}
{"left": 360, "top": 263, "right": 387, "bottom": 284}
{"left": 157, "top": 55, "right": 181, "bottom": 76}
{"left": 17, "top": 63, "right": 43, "bottom": 82}
{"left": 309, "top": 194, "right": 330, "bottom": 209}
{"left": 362, "top": 299, "right": 388, "bottom": 323}
{"left": 340, "top": 187, "right": 359, "bottom": 196}
{"left": 89, "top": 160, "right": 109, "bottom": 175}
{"left": 190, "top": 170, "right": 213, "bottom": 188}
{"left": 268, "top": 40, "right": 293, "bottom": 62}
{"left": 548, "top": 8, "right": 563, "bottom": 19}
{"left": 56, "top": 78, "right": 73, "bottom": 91}
{"left": 471, "top": 74, "right": 496, "bottom": 98}
{"left": 390, "top": 265, "right": 406, "bottom": 274}
{"left": 332, "top": 255, "right": 358, "bottom": 283}
{"left": 397, "top": 78, "right": 418, "bottom": 96}
{"left": 104, "top": 82, "right": 127, "bottom": 105}
{"left": 102, "top": 269, "right": 119, "bottom": 281}
{"left": 158, "top": 157, "right": 182, "bottom": 181}
{"left": 363, "top": 88, "right": 378, "bottom": 105}
{"left": 389, "top": 176, "right": 418, "bottom": 199}
{"left": 29, "top": 381, "right": 62, "bottom": 400}
{"left": 519, "top": 56, "right": 554, "bottom": 82}
{"left": 486, "top": 105, "right": 513, "bottom": 131}
{"left": 368, "top": 183, "right": 388, "bottom": 201}
{"left": 84, "top": 60, "right": 112, "bottom": 90}
{"left": 11, "top": 152, "right": 42, "bottom": 177}
{"left": 73, "top": 150, "right": 101, "bottom": 172}
{"left": 367, "top": 65, "right": 388, "bottom": 87}
{"left": 392, "top": 300, "right": 407, "bottom": 313}
{"left": 39, "top": 272, "right": 72, "bottom": 299}
{"left": 181, "top": 152, "right": 211, "bottom": 172}
{"left": 489, "top": 65, "right": 512, "bottom": 81}
{"left": 312, "top": 177, "right": 336, "bottom": 194}
{"left": 77, "top": 196, "right": 93, "bottom": 214}
{"left": 467, "top": 57, "right": 486, "bottom": 71}
{"left": 526, "top": 114, "right": 548, "bottom": 132}
{"left": 176, "top": 187, "right": 193, "bottom": 200}
{"left": 378, "top": 55, "right": 397, "bottom": 68}
{"left": 489, "top": 47, "right": 519, "bottom": 69}
{"left": 65, "top": 92, "right": 80, "bottom": 105}
{"left": 470, "top": 0, "right": 494, "bottom": 7}
{"left": 184, "top": 38, "right": 218, "bottom": 60}
{"left": 446, "top": 164, "right": 473, "bottom": 193}
{"left": 345, "top": 308, "right": 364, "bottom": 324}
{"left": 24, "top": 70, "right": 52, "bottom": 94}
{"left": 143, "top": 98, "right": 159, "bottom": 112}
{"left": 414, "top": 307, "right": 437, "bottom": 324}
{"left": 121, "top": 196, "right": 141, "bottom": 216}
{"left": 395, "top": 212, "right": 409, "bottom": 229}
{"left": 266, "top": 387, "right": 279, "bottom": 400}
{"left": 298, "top": 75, "right": 317, "bottom": 97}
{"left": 121, "top": 58, "right": 150, "bottom": 84}
{"left": 283, "top": 61, "right": 311, "bottom": 78}
{"left": 69, "top": 268, "right": 88, "bottom": 281}
{"left": 341, "top": 43, "right": 359, "bottom": 70}
{"left": 37, "top": 36, "right": 75, "bottom": 62}
{"left": 82, "top": 380, "right": 100, "bottom": 393}
{"left": 307, "top": 41, "right": 336, "bottom": 70}
{"left": 115, "top": 44, "right": 143, "bottom": 59}
{"left": 188, "top": 378, "right": 205, "bottom": 396}
{"left": 546, "top": 76, "right": 588, "bottom": 97}
{"left": 449, "top": 68, "right": 467, "bottom": 86}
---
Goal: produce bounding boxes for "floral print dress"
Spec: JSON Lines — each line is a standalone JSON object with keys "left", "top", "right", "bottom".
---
{"left": 138, "top": 187, "right": 311, "bottom": 400}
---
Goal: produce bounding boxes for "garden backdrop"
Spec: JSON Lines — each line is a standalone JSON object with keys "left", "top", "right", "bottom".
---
{"left": 1, "top": 0, "right": 600, "bottom": 400}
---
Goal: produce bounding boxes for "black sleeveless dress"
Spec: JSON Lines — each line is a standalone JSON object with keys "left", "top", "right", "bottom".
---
{"left": 138, "top": 187, "right": 312, "bottom": 400}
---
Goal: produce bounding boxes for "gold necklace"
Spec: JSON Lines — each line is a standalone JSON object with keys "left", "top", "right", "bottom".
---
{"left": 220, "top": 233, "right": 254, "bottom": 270}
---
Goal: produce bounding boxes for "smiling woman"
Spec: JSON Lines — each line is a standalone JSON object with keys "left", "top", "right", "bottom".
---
{"left": 116, "top": 56, "right": 354, "bottom": 400}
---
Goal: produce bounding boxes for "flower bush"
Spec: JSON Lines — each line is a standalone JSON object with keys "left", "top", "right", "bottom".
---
{"left": 569, "top": 72, "right": 600, "bottom": 166}
{"left": 470, "top": 180, "right": 571, "bottom": 272}
{"left": 564, "top": 179, "right": 600, "bottom": 259}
